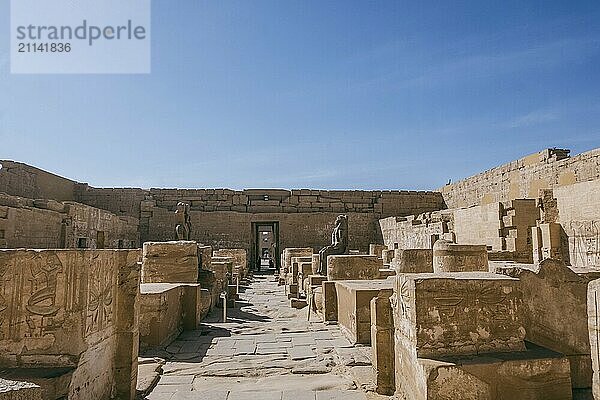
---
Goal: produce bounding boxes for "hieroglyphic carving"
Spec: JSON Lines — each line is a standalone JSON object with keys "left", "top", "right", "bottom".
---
{"left": 568, "top": 221, "right": 600, "bottom": 267}
{"left": 23, "top": 252, "right": 64, "bottom": 338}
{"left": 0, "top": 265, "right": 8, "bottom": 331}
{"left": 399, "top": 280, "right": 411, "bottom": 319}
{"left": 408, "top": 278, "right": 524, "bottom": 356}
{"left": 85, "top": 256, "right": 115, "bottom": 335}
{"left": 26, "top": 257, "right": 62, "bottom": 316}
{"left": 432, "top": 283, "right": 509, "bottom": 320}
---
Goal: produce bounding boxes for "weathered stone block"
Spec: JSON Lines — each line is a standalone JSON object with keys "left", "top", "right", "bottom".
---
{"left": 369, "top": 244, "right": 387, "bottom": 257}
{"left": 0, "top": 249, "right": 141, "bottom": 400}
{"left": 288, "top": 283, "right": 299, "bottom": 297}
{"left": 392, "top": 249, "right": 433, "bottom": 273}
{"left": 378, "top": 268, "right": 396, "bottom": 278}
{"left": 402, "top": 350, "right": 571, "bottom": 400}
{"left": 336, "top": 280, "right": 394, "bottom": 345}
{"left": 213, "top": 249, "right": 247, "bottom": 278}
{"left": 532, "top": 223, "right": 562, "bottom": 264}
{"left": 382, "top": 249, "right": 395, "bottom": 265}
{"left": 298, "top": 261, "right": 313, "bottom": 292}
{"left": 322, "top": 281, "right": 337, "bottom": 322}
{"left": 0, "top": 378, "right": 43, "bottom": 400}
{"left": 327, "top": 255, "right": 382, "bottom": 281}
{"left": 496, "top": 258, "right": 599, "bottom": 390}
{"left": 182, "top": 285, "right": 211, "bottom": 329}
{"left": 371, "top": 290, "right": 395, "bottom": 395}
{"left": 139, "top": 283, "right": 184, "bottom": 349}
{"left": 289, "top": 256, "right": 312, "bottom": 284}
{"left": 589, "top": 277, "right": 600, "bottom": 399}
{"left": 142, "top": 241, "right": 199, "bottom": 283}
{"left": 396, "top": 272, "right": 526, "bottom": 358}
{"left": 433, "top": 240, "right": 488, "bottom": 273}
{"left": 197, "top": 245, "right": 212, "bottom": 270}
{"left": 282, "top": 248, "right": 312, "bottom": 281}
{"left": 311, "top": 254, "right": 320, "bottom": 274}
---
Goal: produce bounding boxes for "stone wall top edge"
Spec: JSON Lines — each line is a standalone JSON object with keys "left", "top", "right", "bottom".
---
{"left": 441, "top": 147, "right": 600, "bottom": 192}
{"left": 0, "top": 248, "right": 140, "bottom": 254}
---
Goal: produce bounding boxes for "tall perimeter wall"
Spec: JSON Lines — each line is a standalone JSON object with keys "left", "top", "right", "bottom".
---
{"left": 79, "top": 187, "right": 445, "bottom": 252}
{"left": 441, "top": 148, "right": 600, "bottom": 208}
{"left": 380, "top": 147, "right": 600, "bottom": 269}
{"left": 0, "top": 160, "right": 445, "bottom": 254}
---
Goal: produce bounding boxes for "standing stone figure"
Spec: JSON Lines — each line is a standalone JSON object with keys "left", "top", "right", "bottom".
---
{"left": 175, "top": 202, "right": 192, "bottom": 240}
{"left": 317, "top": 215, "right": 349, "bottom": 275}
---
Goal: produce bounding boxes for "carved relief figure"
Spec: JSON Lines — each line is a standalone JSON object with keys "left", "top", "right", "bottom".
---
{"left": 86, "top": 258, "right": 115, "bottom": 334}
{"left": 0, "top": 267, "right": 8, "bottom": 330}
{"left": 432, "top": 283, "right": 509, "bottom": 320}
{"left": 569, "top": 221, "right": 600, "bottom": 267}
{"left": 24, "top": 253, "right": 64, "bottom": 338}
{"left": 317, "top": 215, "right": 349, "bottom": 275}
{"left": 175, "top": 202, "right": 192, "bottom": 241}
{"left": 26, "top": 257, "right": 63, "bottom": 316}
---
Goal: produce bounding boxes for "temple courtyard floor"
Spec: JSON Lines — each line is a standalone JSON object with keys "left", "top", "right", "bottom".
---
{"left": 139, "top": 274, "right": 389, "bottom": 400}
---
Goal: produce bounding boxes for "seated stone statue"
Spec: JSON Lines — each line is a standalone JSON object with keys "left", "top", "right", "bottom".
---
{"left": 175, "top": 202, "right": 192, "bottom": 240}
{"left": 317, "top": 215, "right": 349, "bottom": 275}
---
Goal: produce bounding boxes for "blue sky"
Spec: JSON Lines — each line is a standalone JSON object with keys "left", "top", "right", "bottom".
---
{"left": 1, "top": 1, "right": 600, "bottom": 190}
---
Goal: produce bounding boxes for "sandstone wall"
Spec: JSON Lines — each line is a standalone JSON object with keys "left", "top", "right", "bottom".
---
{"left": 0, "top": 249, "right": 141, "bottom": 400}
{"left": 380, "top": 212, "right": 451, "bottom": 250}
{"left": 0, "top": 195, "right": 63, "bottom": 249}
{"left": 381, "top": 200, "right": 538, "bottom": 263}
{"left": 553, "top": 180, "right": 600, "bottom": 268}
{"left": 0, "top": 193, "right": 139, "bottom": 250}
{"left": 454, "top": 199, "right": 538, "bottom": 262}
{"left": 441, "top": 148, "right": 600, "bottom": 208}
{"left": 141, "top": 241, "right": 199, "bottom": 283}
{"left": 0, "top": 160, "right": 77, "bottom": 201}
{"left": 453, "top": 203, "right": 503, "bottom": 247}
{"left": 149, "top": 210, "right": 380, "bottom": 252}
{"left": 75, "top": 186, "right": 147, "bottom": 219}
{"left": 138, "top": 189, "right": 444, "bottom": 250}
{"left": 63, "top": 202, "right": 139, "bottom": 249}
{"left": 2, "top": 161, "right": 446, "bottom": 254}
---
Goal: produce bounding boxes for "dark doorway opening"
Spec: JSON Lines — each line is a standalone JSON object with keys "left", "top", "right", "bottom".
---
{"left": 251, "top": 221, "right": 280, "bottom": 273}
{"left": 96, "top": 231, "right": 105, "bottom": 249}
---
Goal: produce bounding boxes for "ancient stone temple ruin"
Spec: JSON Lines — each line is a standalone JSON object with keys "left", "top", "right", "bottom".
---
{"left": 1, "top": 147, "right": 600, "bottom": 399}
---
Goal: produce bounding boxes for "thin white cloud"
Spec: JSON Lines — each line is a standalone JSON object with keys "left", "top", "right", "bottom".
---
{"left": 350, "top": 35, "right": 600, "bottom": 92}
{"left": 508, "top": 110, "right": 560, "bottom": 128}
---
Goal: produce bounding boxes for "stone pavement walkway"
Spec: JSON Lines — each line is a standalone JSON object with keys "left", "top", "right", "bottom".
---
{"left": 139, "top": 275, "right": 390, "bottom": 400}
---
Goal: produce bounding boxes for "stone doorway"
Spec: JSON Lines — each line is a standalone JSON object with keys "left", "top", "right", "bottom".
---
{"left": 251, "top": 221, "right": 280, "bottom": 273}
{"left": 96, "top": 231, "right": 105, "bottom": 249}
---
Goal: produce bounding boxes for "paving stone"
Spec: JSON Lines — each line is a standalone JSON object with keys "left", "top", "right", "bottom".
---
{"left": 315, "top": 390, "right": 367, "bottom": 400}
{"left": 153, "top": 383, "right": 193, "bottom": 393}
{"left": 282, "top": 390, "right": 317, "bottom": 400}
{"left": 288, "top": 345, "right": 316, "bottom": 360}
{"left": 320, "top": 338, "right": 353, "bottom": 348}
{"left": 228, "top": 390, "right": 282, "bottom": 400}
{"left": 205, "top": 347, "right": 236, "bottom": 356}
{"left": 257, "top": 341, "right": 292, "bottom": 349}
{"left": 159, "top": 375, "right": 195, "bottom": 385}
{"left": 256, "top": 346, "right": 288, "bottom": 355}
{"left": 146, "top": 393, "right": 174, "bottom": 400}
{"left": 336, "top": 348, "right": 371, "bottom": 366}
{"left": 233, "top": 340, "right": 257, "bottom": 355}
{"left": 313, "top": 331, "right": 335, "bottom": 340}
{"left": 292, "top": 336, "right": 317, "bottom": 346}
{"left": 143, "top": 276, "right": 383, "bottom": 400}
{"left": 172, "top": 390, "right": 229, "bottom": 400}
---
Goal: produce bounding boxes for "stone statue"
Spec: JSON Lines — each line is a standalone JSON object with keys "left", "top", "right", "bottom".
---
{"left": 175, "top": 202, "right": 192, "bottom": 240}
{"left": 317, "top": 215, "right": 349, "bottom": 275}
